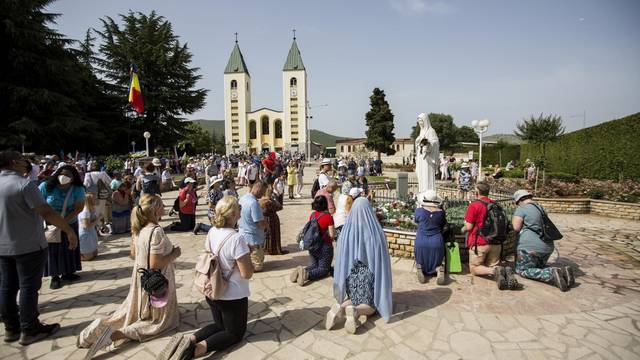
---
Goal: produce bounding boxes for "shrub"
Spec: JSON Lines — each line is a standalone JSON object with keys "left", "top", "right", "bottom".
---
{"left": 586, "top": 188, "right": 605, "bottom": 199}
{"left": 104, "top": 155, "right": 124, "bottom": 173}
{"left": 547, "top": 172, "right": 581, "bottom": 183}
{"left": 503, "top": 169, "right": 524, "bottom": 178}
{"left": 520, "top": 113, "right": 640, "bottom": 181}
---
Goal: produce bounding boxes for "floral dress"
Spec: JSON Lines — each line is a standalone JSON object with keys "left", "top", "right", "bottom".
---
{"left": 261, "top": 196, "right": 284, "bottom": 255}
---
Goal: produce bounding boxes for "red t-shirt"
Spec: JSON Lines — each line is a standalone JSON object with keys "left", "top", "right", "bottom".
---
{"left": 179, "top": 187, "right": 196, "bottom": 214}
{"left": 464, "top": 196, "right": 493, "bottom": 247}
{"left": 310, "top": 211, "right": 334, "bottom": 245}
{"left": 262, "top": 158, "right": 275, "bottom": 173}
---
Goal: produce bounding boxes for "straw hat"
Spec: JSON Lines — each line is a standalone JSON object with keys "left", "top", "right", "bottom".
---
{"left": 420, "top": 190, "right": 441, "bottom": 205}
{"left": 152, "top": 158, "right": 162, "bottom": 167}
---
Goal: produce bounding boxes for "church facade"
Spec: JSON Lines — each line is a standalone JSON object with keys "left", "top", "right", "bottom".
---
{"left": 223, "top": 37, "right": 308, "bottom": 155}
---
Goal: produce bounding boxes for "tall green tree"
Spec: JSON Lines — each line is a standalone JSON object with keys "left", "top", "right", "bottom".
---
{"left": 456, "top": 125, "right": 479, "bottom": 143}
{"left": 428, "top": 113, "right": 457, "bottom": 150}
{"left": 364, "top": 88, "right": 396, "bottom": 160}
{"left": 177, "top": 122, "right": 212, "bottom": 154}
{"left": 515, "top": 113, "right": 565, "bottom": 183}
{"left": 95, "top": 11, "right": 208, "bottom": 151}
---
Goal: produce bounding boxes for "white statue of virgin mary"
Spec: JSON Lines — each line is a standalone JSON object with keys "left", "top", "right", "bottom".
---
{"left": 415, "top": 113, "right": 439, "bottom": 193}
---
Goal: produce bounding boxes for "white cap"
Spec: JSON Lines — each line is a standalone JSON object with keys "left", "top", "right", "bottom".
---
{"left": 184, "top": 177, "right": 197, "bottom": 184}
{"left": 513, "top": 189, "right": 532, "bottom": 203}
{"left": 349, "top": 187, "right": 364, "bottom": 198}
{"left": 321, "top": 158, "right": 331, "bottom": 165}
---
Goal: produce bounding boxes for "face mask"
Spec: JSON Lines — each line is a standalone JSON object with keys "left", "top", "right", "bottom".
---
{"left": 58, "top": 175, "right": 72, "bottom": 185}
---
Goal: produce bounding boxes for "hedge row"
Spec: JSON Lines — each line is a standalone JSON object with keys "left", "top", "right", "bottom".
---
{"left": 519, "top": 113, "right": 640, "bottom": 181}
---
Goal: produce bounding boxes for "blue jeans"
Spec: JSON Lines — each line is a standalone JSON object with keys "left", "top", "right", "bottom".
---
{"left": 0, "top": 249, "right": 47, "bottom": 332}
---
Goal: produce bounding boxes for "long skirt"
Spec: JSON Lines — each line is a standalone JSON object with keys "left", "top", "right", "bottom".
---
{"left": 264, "top": 213, "right": 283, "bottom": 255}
{"left": 45, "top": 222, "right": 82, "bottom": 277}
{"left": 414, "top": 232, "right": 444, "bottom": 275}
{"left": 112, "top": 210, "right": 131, "bottom": 234}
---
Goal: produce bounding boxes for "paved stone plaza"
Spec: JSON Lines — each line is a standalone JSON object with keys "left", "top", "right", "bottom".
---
{"left": 1, "top": 171, "right": 640, "bottom": 360}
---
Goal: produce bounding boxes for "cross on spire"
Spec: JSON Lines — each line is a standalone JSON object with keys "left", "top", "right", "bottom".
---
{"left": 235, "top": 32, "right": 238, "bottom": 43}
{"left": 292, "top": 29, "right": 296, "bottom": 40}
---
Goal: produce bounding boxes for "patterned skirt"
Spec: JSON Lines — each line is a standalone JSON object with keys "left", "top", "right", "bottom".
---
{"left": 346, "top": 260, "right": 375, "bottom": 307}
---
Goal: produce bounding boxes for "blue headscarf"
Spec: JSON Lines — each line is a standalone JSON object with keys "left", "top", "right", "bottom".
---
{"left": 333, "top": 197, "right": 393, "bottom": 322}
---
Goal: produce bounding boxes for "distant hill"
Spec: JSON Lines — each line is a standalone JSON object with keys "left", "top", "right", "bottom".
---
{"left": 189, "top": 119, "right": 345, "bottom": 148}
{"left": 484, "top": 133, "right": 524, "bottom": 145}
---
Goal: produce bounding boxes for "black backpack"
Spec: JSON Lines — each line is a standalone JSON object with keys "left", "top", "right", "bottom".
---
{"left": 476, "top": 200, "right": 510, "bottom": 248}
{"left": 142, "top": 176, "right": 160, "bottom": 195}
{"left": 172, "top": 198, "right": 180, "bottom": 212}
{"left": 298, "top": 212, "right": 326, "bottom": 253}
{"left": 529, "top": 204, "right": 563, "bottom": 242}
{"left": 311, "top": 177, "right": 321, "bottom": 198}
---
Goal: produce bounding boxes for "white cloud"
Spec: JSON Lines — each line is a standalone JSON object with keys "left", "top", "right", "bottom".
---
{"left": 390, "top": 0, "right": 454, "bottom": 15}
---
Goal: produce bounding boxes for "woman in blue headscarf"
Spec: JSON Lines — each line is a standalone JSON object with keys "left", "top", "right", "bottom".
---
{"left": 326, "top": 197, "right": 393, "bottom": 334}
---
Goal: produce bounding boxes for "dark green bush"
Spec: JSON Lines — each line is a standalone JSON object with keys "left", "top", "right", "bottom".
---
{"left": 503, "top": 169, "right": 524, "bottom": 178}
{"left": 586, "top": 188, "right": 605, "bottom": 199}
{"left": 520, "top": 113, "right": 640, "bottom": 181}
{"left": 547, "top": 172, "right": 581, "bottom": 183}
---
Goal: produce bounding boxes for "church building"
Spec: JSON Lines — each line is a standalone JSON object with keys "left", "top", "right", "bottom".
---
{"left": 223, "top": 36, "right": 308, "bottom": 155}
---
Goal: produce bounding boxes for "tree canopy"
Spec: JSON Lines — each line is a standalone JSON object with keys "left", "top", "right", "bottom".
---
{"left": 364, "top": 87, "right": 396, "bottom": 159}
{"left": 514, "top": 113, "right": 565, "bottom": 161}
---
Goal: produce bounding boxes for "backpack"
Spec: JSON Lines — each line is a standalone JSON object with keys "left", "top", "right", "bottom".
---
{"left": 97, "top": 179, "right": 111, "bottom": 200}
{"left": 528, "top": 204, "right": 563, "bottom": 242}
{"left": 298, "top": 212, "right": 327, "bottom": 253}
{"left": 142, "top": 176, "right": 160, "bottom": 195}
{"left": 172, "top": 198, "right": 180, "bottom": 212}
{"left": 459, "top": 170, "right": 472, "bottom": 191}
{"left": 193, "top": 232, "right": 236, "bottom": 300}
{"left": 476, "top": 200, "right": 510, "bottom": 247}
{"left": 311, "top": 177, "right": 321, "bottom": 198}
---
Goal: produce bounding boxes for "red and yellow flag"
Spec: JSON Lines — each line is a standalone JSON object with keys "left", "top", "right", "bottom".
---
{"left": 128, "top": 64, "right": 144, "bottom": 114}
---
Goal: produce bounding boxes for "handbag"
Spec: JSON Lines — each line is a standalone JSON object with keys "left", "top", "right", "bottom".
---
{"left": 445, "top": 241, "right": 462, "bottom": 273}
{"left": 44, "top": 189, "right": 72, "bottom": 243}
{"left": 137, "top": 226, "right": 169, "bottom": 297}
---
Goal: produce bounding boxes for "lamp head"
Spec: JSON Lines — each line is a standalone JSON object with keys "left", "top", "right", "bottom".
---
{"left": 479, "top": 119, "right": 490, "bottom": 127}
{"left": 143, "top": 131, "right": 151, "bottom": 139}
{"left": 471, "top": 120, "right": 479, "bottom": 128}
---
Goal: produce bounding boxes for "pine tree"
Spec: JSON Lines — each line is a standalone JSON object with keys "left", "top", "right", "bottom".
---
{"left": 364, "top": 88, "right": 396, "bottom": 160}
{"left": 515, "top": 113, "right": 565, "bottom": 183}
{"left": 95, "top": 11, "right": 208, "bottom": 151}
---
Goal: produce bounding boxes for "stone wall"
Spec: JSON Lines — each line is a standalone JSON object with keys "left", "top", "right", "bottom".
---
{"left": 384, "top": 228, "right": 516, "bottom": 263}
{"left": 535, "top": 198, "right": 640, "bottom": 220}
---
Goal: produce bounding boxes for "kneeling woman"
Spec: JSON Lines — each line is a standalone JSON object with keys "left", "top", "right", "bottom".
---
{"left": 165, "top": 196, "right": 254, "bottom": 360}
{"left": 326, "top": 198, "right": 393, "bottom": 334}
{"left": 77, "top": 195, "right": 181, "bottom": 357}
{"left": 291, "top": 196, "right": 335, "bottom": 286}
{"left": 414, "top": 190, "right": 447, "bottom": 283}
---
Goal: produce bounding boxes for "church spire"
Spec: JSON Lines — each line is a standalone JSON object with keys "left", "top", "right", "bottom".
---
{"left": 283, "top": 33, "right": 305, "bottom": 71}
{"left": 224, "top": 35, "right": 249, "bottom": 75}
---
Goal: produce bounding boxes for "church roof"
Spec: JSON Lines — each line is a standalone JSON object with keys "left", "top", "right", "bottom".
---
{"left": 283, "top": 39, "right": 305, "bottom": 71}
{"left": 224, "top": 43, "right": 250, "bottom": 75}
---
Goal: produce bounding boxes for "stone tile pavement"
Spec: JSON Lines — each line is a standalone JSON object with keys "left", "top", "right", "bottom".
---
{"left": 1, "top": 172, "right": 640, "bottom": 359}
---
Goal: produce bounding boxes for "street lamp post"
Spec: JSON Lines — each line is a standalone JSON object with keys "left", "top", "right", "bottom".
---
{"left": 143, "top": 131, "right": 151, "bottom": 157}
{"left": 471, "top": 119, "right": 491, "bottom": 181}
{"left": 131, "top": 141, "right": 136, "bottom": 153}
{"left": 306, "top": 103, "right": 328, "bottom": 162}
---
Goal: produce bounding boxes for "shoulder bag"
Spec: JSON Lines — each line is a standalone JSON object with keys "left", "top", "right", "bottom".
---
{"left": 193, "top": 231, "right": 236, "bottom": 300}
{"left": 138, "top": 226, "right": 169, "bottom": 296}
{"left": 44, "top": 189, "right": 73, "bottom": 243}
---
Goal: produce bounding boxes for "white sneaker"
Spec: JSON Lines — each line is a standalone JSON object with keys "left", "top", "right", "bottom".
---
{"left": 83, "top": 325, "right": 113, "bottom": 360}
{"left": 294, "top": 194, "right": 302, "bottom": 198}
{"left": 344, "top": 305, "right": 361, "bottom": 334}
{"left": 325, "top": 303, "right": 344, "bottom": 330}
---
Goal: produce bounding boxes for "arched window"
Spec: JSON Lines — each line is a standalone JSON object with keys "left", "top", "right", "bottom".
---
{"left": 290, "top": 77, "right": 297, "bottom": 86}
{"left": 261, "top": 116, "right": 269, "bottom": 135}
{"left": 249, "top": 121, "right": 256, "bottom": 139}
{"left": 230, "top": 80, "right": 237, "bottom": 90}
{"left": 275, "top": 120, "right": 283, "bottom": 139}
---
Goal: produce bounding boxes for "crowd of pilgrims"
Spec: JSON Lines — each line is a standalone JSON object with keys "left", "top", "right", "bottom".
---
{"left": 0, "top": 150, "right": 574, "bottom": 359}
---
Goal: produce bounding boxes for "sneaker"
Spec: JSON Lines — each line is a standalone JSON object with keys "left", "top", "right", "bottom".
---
{"left": 436, "top": 267, "right": 449, "bottom": 286}
{"left": 563, "top": 266, "right": 575, "bottom": 288}
{"left": 290, "top": 266, "right": 301, "bottom": 283}
{"left": 494, "top": 266, "right": 508, "bottom": 290}
{"left": 552, "top": 267, "right": 569, "bottom": 292}
{"left": 325, "top": 303, "right": 344, "bottom": 330}
{"left": 294, "top": 194, "right": 302, "bottom": 198}
{"left": 158, "top": 334, "right": 184, "bottom": 360}
{"left": 504, "top": 266, "right": 520, "bottom": 290}
{"left": 297, "top": 267, "right": 307, "bottom": 287}
{"left": 3, "top": 329, "right": 20, "bottom": 343}
{"left": 19, "top": 322, "right": 61, "bottom": 346}
{"left": 50, "top": 276, "right": 62, "bottom": 290}
{"left": 82, "top": 325, "right": 113, "bottom": 359}
{"left": 193, "top": 223, "right": 201, "bottom": 235}
{"left": 344, "top": 305, "right": 361, "bottom": 334}
{"left": 416, "top": 264, "right": 427, "bottom": 284}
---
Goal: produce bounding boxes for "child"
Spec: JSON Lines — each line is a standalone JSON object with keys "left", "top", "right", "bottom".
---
{"left": 79, "top": 193, "right": 99, "bottom": 261}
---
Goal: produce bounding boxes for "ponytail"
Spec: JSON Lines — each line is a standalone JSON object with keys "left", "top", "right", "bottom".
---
{"left": 131, "top": 194, "right": 163, "bottom": 236}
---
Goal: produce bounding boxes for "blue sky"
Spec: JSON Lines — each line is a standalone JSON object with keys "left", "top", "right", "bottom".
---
{"left": 49, "top": 0, "right": 640, "bottom": 138}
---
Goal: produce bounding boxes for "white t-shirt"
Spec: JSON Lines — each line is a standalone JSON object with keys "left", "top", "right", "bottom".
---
{"left": 333, "top": 194, "right": 350, "bottom": 228}
{"left": 206, "top": 227, "right": 251, "bottom": 300}
{"left": 318, "top": 172, "right": 330, "bottom": 189}
{"left": 161, "top": 170, "right": 171, "bottom": 182}
{"left": 247, "top": 164, "right": 258, "bottom": 181}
